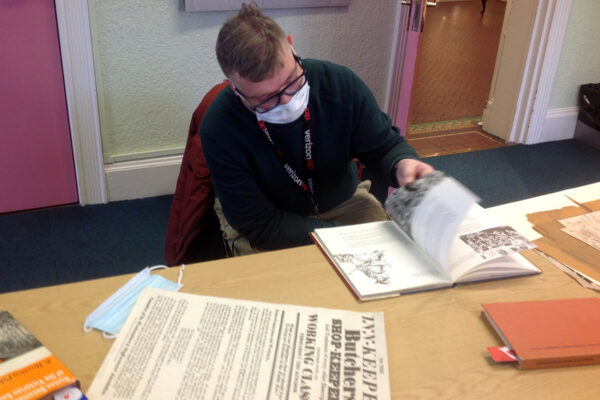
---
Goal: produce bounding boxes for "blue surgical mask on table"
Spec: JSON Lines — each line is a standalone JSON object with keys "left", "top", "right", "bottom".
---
{"left": 256, "top": 82, "right": 310, "bottom": 124}
{"left": 83, "top": 265, "right": 185, "bottom": 338}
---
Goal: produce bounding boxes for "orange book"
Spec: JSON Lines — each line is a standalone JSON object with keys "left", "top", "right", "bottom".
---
{"left": 482, "top": 298, "right": 600, "bottom": 369}
{"left": 0, "top": 311, "right": 85, "bottom": 400}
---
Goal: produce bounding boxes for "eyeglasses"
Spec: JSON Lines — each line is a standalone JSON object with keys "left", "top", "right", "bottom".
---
{"left": 234, "top": 55, "right": 307, "bottom": 113}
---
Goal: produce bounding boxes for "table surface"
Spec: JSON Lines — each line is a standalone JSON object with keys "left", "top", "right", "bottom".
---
{"left": 488, "top": 181, "right": 600, "bottom": 240}
{"left": 1, "top": 243, "right": 599, "bottom": 399}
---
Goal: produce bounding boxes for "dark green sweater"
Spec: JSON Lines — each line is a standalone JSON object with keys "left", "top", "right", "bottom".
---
{"left": 200, "top": 59, "right": 419, "bottom": 249}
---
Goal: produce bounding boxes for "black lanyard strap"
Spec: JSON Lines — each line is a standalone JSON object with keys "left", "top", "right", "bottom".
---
{"left": 257, "top": 108, "right": 319, "bottom": 214}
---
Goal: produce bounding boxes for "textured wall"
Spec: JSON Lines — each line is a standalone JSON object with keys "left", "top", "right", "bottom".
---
{"left": 549, "top": 0, "right": 600, "bottom": 109}
{"left": 89, "top": 1, "right": 398, "bottom": 162}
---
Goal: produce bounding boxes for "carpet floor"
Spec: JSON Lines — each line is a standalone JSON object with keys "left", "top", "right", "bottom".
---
{"left": 1, "top": 139, "right": 599, "bottom": 293}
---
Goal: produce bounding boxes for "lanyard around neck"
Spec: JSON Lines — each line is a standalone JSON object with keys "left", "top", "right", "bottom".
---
{"left": 257, "top": 108, "right": 319, "bottom": 214}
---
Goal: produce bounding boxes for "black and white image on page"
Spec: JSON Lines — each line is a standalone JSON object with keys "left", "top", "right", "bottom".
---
{"left": 315, "top": 221, "right": 452, "bottom": 297}
{"left": 0, "top": 311, "right": 43, "bottom": 362}
{"left": 385, "top": 171, "right": 480, "bottom": 270}
{"left": 448, "top": 204, "right": 537, "bottom": 281}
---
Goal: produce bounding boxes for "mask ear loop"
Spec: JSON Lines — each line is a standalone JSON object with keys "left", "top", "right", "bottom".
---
{"left": 178, "top": 264, "right": 186, "bottom": 287}
{"left": 103, "top": 331, "right": 118, "bottom": 340}
{"left": 147, "top": 264, "right": 185, "bottom": 287}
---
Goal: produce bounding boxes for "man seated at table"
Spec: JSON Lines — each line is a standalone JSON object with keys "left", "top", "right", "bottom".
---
{"left": 200, "top": 3, "right": 434, "bottom": 255}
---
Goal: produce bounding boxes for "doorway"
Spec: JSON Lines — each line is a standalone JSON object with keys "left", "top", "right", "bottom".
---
{"left": 405, "top": 0, "right": 508, "bottom": 157}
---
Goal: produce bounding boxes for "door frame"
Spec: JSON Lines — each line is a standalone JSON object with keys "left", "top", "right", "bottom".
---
{"left": 55, "top": 0, "right": 106, "bottom": 205}
{"left": 510, "top": 0, "right": 573, "bottom": 144}
{"left": 386, "top": 0, "right": 573, "bottom": 145}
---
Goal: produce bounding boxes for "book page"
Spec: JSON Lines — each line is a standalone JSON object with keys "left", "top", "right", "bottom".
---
{"left": 313, "top": 221, "right": 452, "bottom": 299}
{"left": 385, "top": 171, "right": 479, "bottom": 271}
{"left": 87, "top": 288, "right": 390, "bottom": 400}
{"left": 448, "top": 204, "right": 537, "bottom": 282}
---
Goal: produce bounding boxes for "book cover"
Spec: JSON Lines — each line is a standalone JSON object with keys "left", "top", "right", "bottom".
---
{"left": 482, "top": 297, "right": 600, "bottom": 369}
{"left": 0, "top": 311, "right": 84, "bottom": 400}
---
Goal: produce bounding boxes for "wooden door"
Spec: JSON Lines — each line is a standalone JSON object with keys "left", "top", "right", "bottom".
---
{"left": 0, "top": 0, "right": 78, "bottom": 213}
{"left": 481, "top": 0, "right": 539, "bottom": 141}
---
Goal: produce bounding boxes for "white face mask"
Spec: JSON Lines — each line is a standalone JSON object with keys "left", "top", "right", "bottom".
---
{"left": 256, "top": 82, "right": 310, "bottom": 124}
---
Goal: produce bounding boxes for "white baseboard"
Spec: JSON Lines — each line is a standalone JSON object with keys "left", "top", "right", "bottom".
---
{"left": 104, "top": 155, "right": 182, "bottom": 202}
{"left": 539, "top": 107, "right": 578, "bottom": 143}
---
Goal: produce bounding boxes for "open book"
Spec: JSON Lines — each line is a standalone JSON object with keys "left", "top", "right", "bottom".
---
{"left": 311, "top": 171, "right": 541, "bottom": 301}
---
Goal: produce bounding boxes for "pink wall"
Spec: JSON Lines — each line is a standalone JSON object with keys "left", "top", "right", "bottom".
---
{"left": 394, "top": 0, "right": 426, "bottom": 137}
{"left": 0, "top": 0, "right": 78, "bottom": 213}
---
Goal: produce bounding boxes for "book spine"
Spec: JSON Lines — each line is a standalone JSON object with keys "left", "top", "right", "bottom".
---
{"left": 309, "top": 233, "right": 363, "bottom": 302}
{"left": 520, "top": 354, "right": 600, "bottom": 369}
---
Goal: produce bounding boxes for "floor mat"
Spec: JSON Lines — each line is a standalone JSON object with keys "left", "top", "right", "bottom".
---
{"left": 408, "top": 117, "right": 482, "bottom": 135}
{"left": 407, "top": 130, "right": 506, "bottom": 157}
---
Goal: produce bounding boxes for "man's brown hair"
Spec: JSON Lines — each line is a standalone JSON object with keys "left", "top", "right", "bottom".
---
{"left": 216, "top": 2, "right": 287, "bottom": 82}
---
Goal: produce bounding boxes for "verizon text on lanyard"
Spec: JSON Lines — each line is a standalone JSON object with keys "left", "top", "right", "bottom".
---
{"left": 257, "top": 108, "right": 319, "bottom": 214}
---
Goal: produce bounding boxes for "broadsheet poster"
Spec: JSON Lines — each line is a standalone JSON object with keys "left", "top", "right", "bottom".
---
{"left": 88, "top": 288, "right": 390, "bottom": 400}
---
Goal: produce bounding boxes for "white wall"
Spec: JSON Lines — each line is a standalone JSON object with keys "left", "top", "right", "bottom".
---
{"left": 543, "top": 0, "right": 600, "bottom": 143}
{"left": 549, "top": 0, "right": 600, "bottom": 109}
{"left": 89, "top": 1, "right": 398, "bottom": 164}
{"left": 90, "top": 0, "right": 599, "bottom": 201}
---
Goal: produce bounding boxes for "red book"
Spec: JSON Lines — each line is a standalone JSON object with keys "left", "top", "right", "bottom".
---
{"left": 482, "top": 297, "right": 600, "bottom": 369}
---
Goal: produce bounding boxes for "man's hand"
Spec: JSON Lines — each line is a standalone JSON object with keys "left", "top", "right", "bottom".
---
{"left": 394, "top": 158, "right": 435, "bottom": 186}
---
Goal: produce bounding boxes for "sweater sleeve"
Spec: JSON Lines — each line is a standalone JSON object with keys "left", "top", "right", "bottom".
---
{"left": 347, "top": 68, "right": 420, "bottom": 187}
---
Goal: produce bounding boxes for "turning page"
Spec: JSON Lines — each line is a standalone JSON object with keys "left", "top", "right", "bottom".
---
{"left": 385, "top": 171, "right": 480, "bottom": 270}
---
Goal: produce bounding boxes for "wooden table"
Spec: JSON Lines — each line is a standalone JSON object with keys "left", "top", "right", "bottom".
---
{"left": 1, "top": 244, "right": 599, "bottom": 399}
{"left": 488, "top": 182, "right": 600, "bottom": 241}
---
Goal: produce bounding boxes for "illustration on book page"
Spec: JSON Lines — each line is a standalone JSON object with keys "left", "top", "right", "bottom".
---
{"left": 333, "top": 250, "right": 392, "bottom": 285}
{"left": 459, "top": 225, "right": 535, "bottom": 260}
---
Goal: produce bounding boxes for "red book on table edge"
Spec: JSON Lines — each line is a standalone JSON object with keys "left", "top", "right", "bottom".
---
{"left": 482, "top": 297, "right": 600, "bottom": 369}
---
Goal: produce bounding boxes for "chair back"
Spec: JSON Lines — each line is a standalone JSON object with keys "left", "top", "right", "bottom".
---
{"left": 165, "top": 82, "right": 228, "bottom": 265}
